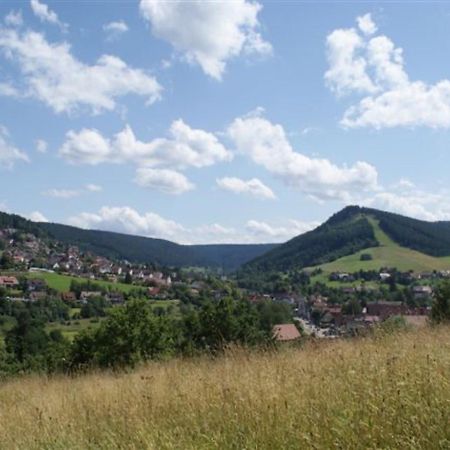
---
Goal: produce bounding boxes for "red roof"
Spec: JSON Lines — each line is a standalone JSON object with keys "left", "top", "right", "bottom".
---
{"left": 273, "top": 324, "right": 301, "bottom": 341}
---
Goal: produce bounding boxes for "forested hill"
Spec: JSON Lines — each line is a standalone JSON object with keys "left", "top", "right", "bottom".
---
{"left": 41, "top": 222, "right": 278, "bottom": 269}
{"left": 243, "top": 207, "right": 378, "bottom": 273}
{"left": 242, "top": 205, "right": 450, "bottom": 273}
{"left": 0, "top": 212, "right": 276, "bottom": 270}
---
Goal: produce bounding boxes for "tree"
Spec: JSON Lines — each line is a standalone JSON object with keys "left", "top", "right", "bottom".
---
{"left": 431, "top": 282, "right": 450, "bottom": 324}
{"left": 124, "top": 271, "right": 133, "bottom": 284}
{"left": 69, "top": 300, "right": 177, "bottom": 368}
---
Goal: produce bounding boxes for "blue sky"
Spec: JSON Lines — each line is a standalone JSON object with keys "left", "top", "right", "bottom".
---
{"left": 2, "top": 1, "right": 450, "bottom": 244}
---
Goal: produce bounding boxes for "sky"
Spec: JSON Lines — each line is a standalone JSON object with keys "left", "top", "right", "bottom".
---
{"left": 2, "top": 1, "right": 450, "bottom": 244}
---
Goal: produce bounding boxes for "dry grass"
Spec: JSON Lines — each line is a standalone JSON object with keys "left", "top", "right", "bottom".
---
{"left": 0, "top": 327, "right": 449, "bottom": 449}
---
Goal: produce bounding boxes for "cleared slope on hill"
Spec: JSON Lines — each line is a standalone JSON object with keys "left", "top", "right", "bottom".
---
{"left": 0, "top": 327, "right": 448, "bottom": 449}
{"left": 314, "top": 217, "right": 450, "bottom": 273}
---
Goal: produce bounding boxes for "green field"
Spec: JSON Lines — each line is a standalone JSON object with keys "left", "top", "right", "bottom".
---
{"left": 46, "top": 317, "right": 104, "bottom": 341}
{"left": 311, "top": 217, "right": 450, "bottom": 275}
{"left": 25, "top": 272, "right": 138, "bottom": 293}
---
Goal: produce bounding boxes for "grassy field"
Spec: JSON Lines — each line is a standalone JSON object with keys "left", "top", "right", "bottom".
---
{"left": 312, "top": 217, "right": 450, "bottom": 275}
{"left": 0, "top": 326, "right": 448, "bottom": 449}
{"left": 24, "top": 272, "right": 138, "bottom": 294}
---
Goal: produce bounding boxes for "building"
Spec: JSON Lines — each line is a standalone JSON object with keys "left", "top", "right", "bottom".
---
{"left": 273, "top": 324, "right": 301, "bottom": 341}
{"left": 0, "top": 276, "right": 19, "bottom": 288}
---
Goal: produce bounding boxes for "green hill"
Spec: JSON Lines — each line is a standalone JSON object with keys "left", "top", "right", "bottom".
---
{"left": 244, "top": 206, "right": 450, "bottom": 274}
{"left": 314, "top": 217, "right": 450, "bottom": 274}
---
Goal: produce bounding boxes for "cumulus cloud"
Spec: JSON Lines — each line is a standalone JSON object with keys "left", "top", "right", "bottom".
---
{"left": 139, "top": 0, "right": 272, "bottom": 80}
{"left": 28, "top": 211, "right": 48, "bottom": 222}
{"left": 67, "top": 205, "right": 318, "bottom": 244}
{"left": 60, "top": 120, "right": 231, "bottom": 194}
{"left": 362, "top": 182, "right": 450, "bottom": 222}
{"left": 68, "top": 206, "right": 186, "bottom": 241}
{"left": 60, "top": 119, "right": 231, "bottom": 168}
{"left": 30, "top": 0, "right": 67, "bottom": 31}
{"left": 0, "top": 125, "right": 29, "bottom": 169}
{"left": 135, "top": 168, "right": 195, "bottom": 194}
{"left": 0, "top": 27, "right": 162, "bottom": 114}
{"left": 103, "top": 21, "right": 128, "bottom": 41}
{"left": 217, "top": 176, "right": 276, "bottom": 200}
{"left": 356, "top": 13, "right": 377, "bottom": 36}
{"left": 227, "top": 111, "right": 378, "bottom": 201}
{"left": 326, "top": 13, "right": 450, "bottom": 128}
{"left": 5, "top": 11, "right": 23, "bottom": 27}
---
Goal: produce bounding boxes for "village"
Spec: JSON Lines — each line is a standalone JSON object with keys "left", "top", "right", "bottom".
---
{"left": 0, "top": 226, "right": 438, "bottom": 342}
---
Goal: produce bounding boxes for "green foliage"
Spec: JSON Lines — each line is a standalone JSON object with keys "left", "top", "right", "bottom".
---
{"left": 431, "top": 282, "right": 450, "bottom": 324}
{"left": 69, "top": 300, "right": 178, "bottom": 368}
{"left": 80, "top": 297, "right": 107, "bottom": 318}
{"left": 360, "top": 253, "right": 373, "bottom": 261}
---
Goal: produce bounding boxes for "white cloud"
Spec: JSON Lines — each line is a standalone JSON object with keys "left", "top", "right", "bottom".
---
{"left": 43, "top": 188, "right": 80, "bottom": 199}
{"left": 217, "top": 176, "right": 276, "bottom": 200}
{"left": 35, "top": 138, "right": 47, "bottom": 153}
{"left": 0, "top": 82, "right": 19, "bottom": 97}
{"left": 135, "top": 168, "right": 195, "bottom": 194}
{"left": 30, "top": 0, "right": 67, "bottom": 31}
{"left": 103, "top": 21, "right": 128, "bottom": 41}
{"left": 357, "top": 13, "right": 377, "bottom": 36}
{"left": 139, "top": 0, "right": 271, "bottom": 80}
{"left": 362, "top": 181, "right": 450, "bottom": 221}
{"left": 68, "top": 206, "right": 186, "bottom": 241}
{"left": 325, "top": 27, "right": 377, "bottom": 96}
{"left": 227, "top": 112, "right": 378, "bottom": 201}
{"left": 66, "top": 205, "right": 317, "bottom": 244}
{"left": 0, "top": 28, "right": 162, "bottom": 114}
{"left": 5, "top": 11, "right": 23, "bottom": 27}
{"left": 60, "top": 120, "right": 231, "bottom": 168}
{"left": 85, "top": 183, "right": 102, "bottom": 192}
{"left": 326, "top": 14, "right": 450, "bottom": 128}
{"left": 0, "top": 126, "right": 29, "bottom": 169}
{"left": 28, "top": 211, "right": 48, "bottom": 222}
{"left": 246, "top": 219, "right": 319, "bottom": 241}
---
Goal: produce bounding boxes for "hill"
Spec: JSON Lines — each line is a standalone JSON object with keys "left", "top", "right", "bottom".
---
{"left": 244, "top": 206, "right": 450, "bottom": 274}
{"left": 0, "top": 211, "right": 276, "bottom": 270}
{"left": 0, "top": 326, "right": 448, "bottom": 449}
{"left": 313, "top": 216, "right": 450, "bottom": 274}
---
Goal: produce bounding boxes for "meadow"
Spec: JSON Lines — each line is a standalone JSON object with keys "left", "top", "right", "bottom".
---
{"left": 26, "top": 271, "right": 137, "bottom": 293}
{"left": 0, "top": 326, "right": 448, "bottom": 449}
{"left": 312, "top": 217, "right": 450, "bottom": 276}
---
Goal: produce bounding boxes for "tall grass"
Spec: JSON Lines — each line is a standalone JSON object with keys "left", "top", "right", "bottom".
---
{"left": 0, "top": 327, "right": 448, "bottom": 449}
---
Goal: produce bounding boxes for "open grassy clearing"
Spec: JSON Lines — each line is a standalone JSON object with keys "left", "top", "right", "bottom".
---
{"left": 0, "top": 326, "right": 448, "bottom": 449}
{"left": 313, "top": 217, "right": 450, "bottom": 275}
{"left": 25, "top": 272, "right": 138, "bottom": 294}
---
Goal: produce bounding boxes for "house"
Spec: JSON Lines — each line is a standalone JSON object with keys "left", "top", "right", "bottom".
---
{"left": 366, "top": 301, "right": 405, "bottom": 319}
{"left": 412, "top": 285, "right": 433, "bottom": 300}
{"left": 0, "top": 276, "right": 19, "bottom": 288}
{"left": 30, "top": 291, "right": 47, "bottom": 302}
{"left": 273, "top": 324, "right": 301, "bottom": 341}
{"left": 108, "top": 292, "right": 125, "bottom": 304}
{"left": 26, "top": 278, "right": 47, "bottom": 292}
{"left": 379, "top": 272, "right": 391, "bottom": 281}
{"left": 61, "top": 292, "right": 77, "bottom": 302}
{"left": 80, "top": 291, "right": 102, "bottom": 302}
